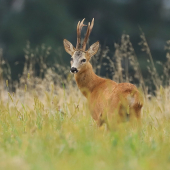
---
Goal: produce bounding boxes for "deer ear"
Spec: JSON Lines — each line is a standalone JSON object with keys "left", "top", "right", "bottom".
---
{"left": 63, "top": 39, "right": 75, "bottom": 56}
{"left": 87, "top": 41, "right": 99, "bottom": 59}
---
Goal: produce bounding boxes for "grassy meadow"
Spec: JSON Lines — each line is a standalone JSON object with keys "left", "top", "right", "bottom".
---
{"left": 0, "top": 35, "right": 170, "bottom": 170}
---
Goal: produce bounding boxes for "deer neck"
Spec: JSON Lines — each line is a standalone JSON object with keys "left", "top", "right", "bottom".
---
{"left": 74, "top": 62, "right": 104, "bottom": 98}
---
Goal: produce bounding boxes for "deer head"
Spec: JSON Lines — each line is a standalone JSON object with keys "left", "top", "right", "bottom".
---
{"left": 63, "top": 18, "right": 99, "bottom": 74}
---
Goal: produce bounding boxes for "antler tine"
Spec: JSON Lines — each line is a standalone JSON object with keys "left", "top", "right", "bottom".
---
{"left": 76, "top": 18, "right": 86, "bottom": 49}
{"left": 90, "top": 18, "right": 94, "bottom": 31}
{"left": 82, "top": 18, "right": 94, "bottom": 51}
{"left": 76, "top": 21, "right": 80, "bottom": 49}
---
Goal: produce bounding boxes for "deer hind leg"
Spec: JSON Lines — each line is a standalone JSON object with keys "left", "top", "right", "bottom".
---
{"left": 118, "top": 104, "right": 129, "bottom": 121}
{"left": 119, "top": 103, "right": 142, "bottom": 121}
{"left": 131, "top": 102, "right": 143, "bottom": 119}
{"left": 127, "top": 104, "right": 143, "bottom": 130}
{"left": 128, "top": 104, "right": 142, "bottom": 128}
{"left": 127, "top": 93, "right": 143, "bottom": 119}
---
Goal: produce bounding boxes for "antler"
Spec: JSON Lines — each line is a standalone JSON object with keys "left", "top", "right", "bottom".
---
{"left": 82, "top": 18, "right": 94, "bottom": 51}
{"left": 76, "top": 18, "right": 86, "bottom": 49}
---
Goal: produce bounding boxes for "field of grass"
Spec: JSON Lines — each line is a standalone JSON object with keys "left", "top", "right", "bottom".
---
{"left": 0, "top": 35, "right": 170, "bottom": 170}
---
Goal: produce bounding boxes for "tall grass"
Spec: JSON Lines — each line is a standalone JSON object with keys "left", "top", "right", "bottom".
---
{"left": 0, "top": 34, "right": 170, "bottom": 170}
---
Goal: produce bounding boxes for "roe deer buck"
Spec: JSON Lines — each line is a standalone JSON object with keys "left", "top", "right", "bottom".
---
{"left": 63, "top": 18, "right": 143, "bottom": 127}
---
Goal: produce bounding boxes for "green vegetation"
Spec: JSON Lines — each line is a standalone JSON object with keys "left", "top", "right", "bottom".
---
{"left": 1, "top": 87, "right": 170, "bottom": 170}
{"left": 0, "top": 35, "right": 170, "bottom": 170}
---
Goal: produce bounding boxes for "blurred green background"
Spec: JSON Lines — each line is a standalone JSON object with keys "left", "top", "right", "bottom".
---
{"left": 0, "top": 0, "right": 170, "bottom": 80}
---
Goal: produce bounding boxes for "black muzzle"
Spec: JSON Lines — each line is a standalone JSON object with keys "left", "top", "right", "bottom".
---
{"left": 70, "top": 67, "right": 78, "bottom": 73}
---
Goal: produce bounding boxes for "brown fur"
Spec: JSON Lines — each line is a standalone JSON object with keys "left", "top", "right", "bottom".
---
{"left": 74, "top": 62, "right": 143, "bottom": 126}
{"left": 63, "top": 18, "right": 143, "bottom": 127}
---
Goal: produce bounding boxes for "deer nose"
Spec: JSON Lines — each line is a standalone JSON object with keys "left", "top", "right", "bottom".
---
{"left": 70, "top": 67, "right": 78, "bottom": 73}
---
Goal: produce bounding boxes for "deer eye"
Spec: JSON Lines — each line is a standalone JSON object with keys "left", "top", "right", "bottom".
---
{"left": 81, "top": 59, "right": 86, "bottom": 63}
{"left": 70, "top": 58, "right": 73, "bottom": 61}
